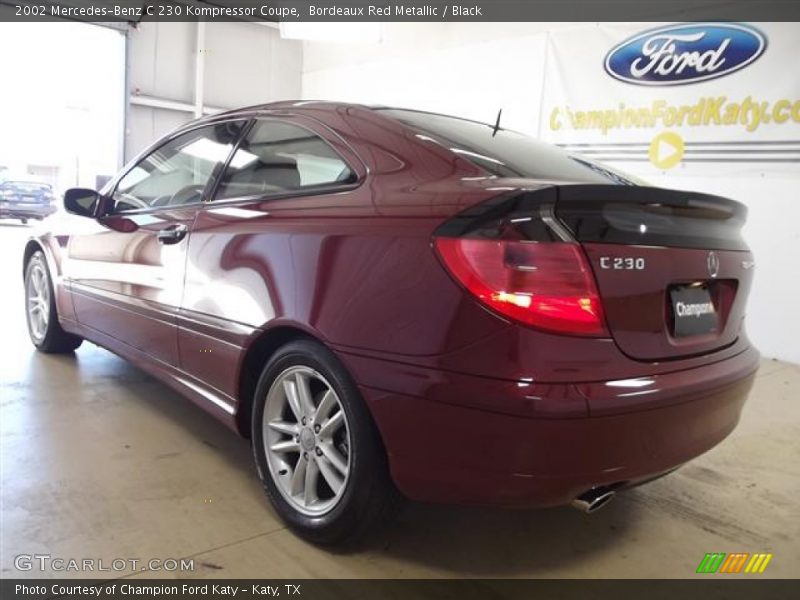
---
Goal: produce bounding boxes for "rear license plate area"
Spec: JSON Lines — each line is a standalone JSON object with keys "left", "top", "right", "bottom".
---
{"left": 669, "top": 284, "right": 719, "bottom": 337}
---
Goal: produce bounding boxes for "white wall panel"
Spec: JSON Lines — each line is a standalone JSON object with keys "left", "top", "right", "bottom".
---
{"left": 203, "top": 22, "right": 302, "bottom": 108}
{"left": 303, "top": 35, "right": 547, "bottom": 135}
{"left": 129, "top": 22, "right": 195, "bottom": 103}
{"left": 125, "top": 22, "right": 302, "bottom": 161}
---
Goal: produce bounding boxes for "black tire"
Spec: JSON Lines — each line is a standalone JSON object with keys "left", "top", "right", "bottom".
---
{"left": 251, "top": 338, "right": 399, "bottom": 546}
{"left": 21, "top": 218, "right": 28, "bottom": 225}
{"left": 24, "top": 251, "right": 83, "bottom": 353}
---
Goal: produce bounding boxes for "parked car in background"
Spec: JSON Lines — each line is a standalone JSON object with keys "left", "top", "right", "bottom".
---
{"left": 22, "top": 102, "right": 759, "bottom": 545}
{"left": 0, "top": 181, "right": 57, "bottom": 224}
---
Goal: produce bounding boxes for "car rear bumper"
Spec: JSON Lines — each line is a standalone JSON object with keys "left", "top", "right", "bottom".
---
{"left": 341, "top": 344, "right": 759, "bottom": 507}
{"left": 0, "top": 204, "right": 55, "bottom": 219}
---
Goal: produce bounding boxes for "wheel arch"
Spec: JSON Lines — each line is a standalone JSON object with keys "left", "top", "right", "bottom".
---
{"left": 22, "top": 239, "right": 44, "bottom": 277}
{"left": 236, "top": 325, "right": 321, "bottom": 438}
{"left": 234, "top": 324, "right": 389, "bottom": 464}
{"left": 23, "top": 237, "right": 61, "bottom": 281}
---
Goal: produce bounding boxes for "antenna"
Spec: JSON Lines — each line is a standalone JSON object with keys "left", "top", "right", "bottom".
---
{"left": 492, "top": 109, "right": 503, "bottom": 137}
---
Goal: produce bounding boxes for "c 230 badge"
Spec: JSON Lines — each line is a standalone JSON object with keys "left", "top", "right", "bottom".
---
{"left": 604, "top": 23, "right": 767, "bottom": 86}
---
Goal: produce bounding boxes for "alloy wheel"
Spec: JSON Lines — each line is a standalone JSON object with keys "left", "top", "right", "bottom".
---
{"left": 262, "top": 366, "right": 351, "bottom": 516}
{"left": 26, "top": 260, "right": 50, "bottom": 342}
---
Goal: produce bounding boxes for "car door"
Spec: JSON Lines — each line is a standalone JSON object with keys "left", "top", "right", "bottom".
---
{"left": 64, "top": 120, "right": 248, "bottom": 365}
{"left": 177, "top": 116, "right": 367, "bottom": 399}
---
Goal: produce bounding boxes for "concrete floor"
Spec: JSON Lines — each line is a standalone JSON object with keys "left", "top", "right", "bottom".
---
{"left": 1, "top": 221, "right": 798, "bottom": 579}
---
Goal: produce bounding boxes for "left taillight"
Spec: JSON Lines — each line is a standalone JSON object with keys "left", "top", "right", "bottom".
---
{"left": 434, "top": 237, "right": 609, "bottom": 337}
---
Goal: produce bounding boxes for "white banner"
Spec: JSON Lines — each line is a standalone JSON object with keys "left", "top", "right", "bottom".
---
{"left": 539, "top": 22, "right": 800, "bottom": 175}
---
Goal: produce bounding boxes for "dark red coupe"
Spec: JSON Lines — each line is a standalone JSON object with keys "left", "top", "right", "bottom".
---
{"left": 23, "top": 102, "right": 758, "bottom": 544}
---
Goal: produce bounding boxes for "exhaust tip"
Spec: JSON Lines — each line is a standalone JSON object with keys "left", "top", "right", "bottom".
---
{"left": 571, "top": 488, "right": 616, "bottom": 514}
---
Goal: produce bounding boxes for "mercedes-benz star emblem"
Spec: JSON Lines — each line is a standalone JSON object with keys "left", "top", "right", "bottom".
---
{"left": 707, "top": 251, "right": 720, "bottom": 278}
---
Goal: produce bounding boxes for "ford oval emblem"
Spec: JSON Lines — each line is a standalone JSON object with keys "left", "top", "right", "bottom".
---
{"left": 605, "top": 23, "right": 767, "bottom": 86}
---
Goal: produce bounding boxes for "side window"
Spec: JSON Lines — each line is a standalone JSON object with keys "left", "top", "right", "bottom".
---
{"left": 112, "top": 121, "right": 245, "bottom": 212}
{"left": 214, "top": 120, "right": 356, "bottom": 201}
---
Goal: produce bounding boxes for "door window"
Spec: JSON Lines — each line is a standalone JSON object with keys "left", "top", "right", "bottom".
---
{"left": 113, "top": 121, "right": 245, "bottom": 212}
{"left": 214, "top": 120, "right": 356, "bottom": 201}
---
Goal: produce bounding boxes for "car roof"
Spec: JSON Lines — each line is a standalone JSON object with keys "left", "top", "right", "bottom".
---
{"left": 197, "top": 100, "right": 496, "bottom": 129}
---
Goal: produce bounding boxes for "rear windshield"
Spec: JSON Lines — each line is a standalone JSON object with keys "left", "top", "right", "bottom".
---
{"left": 379, "top": 109, "right": 642, "bottom": 186}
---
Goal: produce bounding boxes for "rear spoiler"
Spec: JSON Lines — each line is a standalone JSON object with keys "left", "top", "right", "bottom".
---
{"left": 435, "top": 184, "right": 748, "bottom": 252}
{"left": 556, "top": 185, "right": 748, "bottom": 252}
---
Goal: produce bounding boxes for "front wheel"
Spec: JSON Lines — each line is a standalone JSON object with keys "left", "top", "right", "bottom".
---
{"left": 251, "top": 339, "right": 399, "bottom": 546}
{"left": 25, "top": 251, "right": 83, "bottom": 353}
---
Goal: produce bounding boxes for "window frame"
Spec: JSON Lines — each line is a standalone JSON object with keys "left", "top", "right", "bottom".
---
{"left": 205, "top": 116, "right": 364, "bottom": 206}
{"left": 108, "top": 118, "right": 251, "bottom": 216}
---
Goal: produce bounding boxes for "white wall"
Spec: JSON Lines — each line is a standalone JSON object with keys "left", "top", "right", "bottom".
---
{"left": 126, "top": 22, "right": 302, "bottom": 160}
{"left": 302, "top": 23, "right": 800, "bottom": 364}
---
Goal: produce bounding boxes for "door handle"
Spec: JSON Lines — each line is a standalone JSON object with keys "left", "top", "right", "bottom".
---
{"left": 157, "top": 224, "right": 188, "bottom": 245}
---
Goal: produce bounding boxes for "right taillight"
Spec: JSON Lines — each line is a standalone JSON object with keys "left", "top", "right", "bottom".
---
{"left": 434, "top": 237, "right": 609, "bottom": 337}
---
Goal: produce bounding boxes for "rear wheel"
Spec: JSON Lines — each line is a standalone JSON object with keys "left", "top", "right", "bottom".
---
{"left": 25, "top": 251, "right": 82, "bottom": 353}
{"left": 251, "top": 339, "right": 398, "bottom": 546}
{"left": 20, "top": 218, "right": 28, "bottom": 225}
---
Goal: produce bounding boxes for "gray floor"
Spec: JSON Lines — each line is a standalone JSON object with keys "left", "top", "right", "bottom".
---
{"left": 1, "top": 222, "right": 798, "bottom": 579}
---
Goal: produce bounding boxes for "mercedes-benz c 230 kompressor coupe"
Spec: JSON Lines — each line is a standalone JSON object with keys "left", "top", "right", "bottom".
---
{"left": 24, "top": 102, "right": 759, "bottom": 544}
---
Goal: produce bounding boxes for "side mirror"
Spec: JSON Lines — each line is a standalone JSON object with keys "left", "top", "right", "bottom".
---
{"left": 64, "top": 188, "right": 102, "bottom": 218}
{"left": 99, "top": 215, "right": 138, "bottom": 233}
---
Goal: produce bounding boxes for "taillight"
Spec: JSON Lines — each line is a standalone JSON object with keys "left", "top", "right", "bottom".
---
{"left": 434, "top": 238, "right": 609, "bottom": 337}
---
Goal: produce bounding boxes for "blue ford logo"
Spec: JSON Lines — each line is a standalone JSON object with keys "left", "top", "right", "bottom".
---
{"left": 605, "top": 23, "right": 766, "bottom": 86}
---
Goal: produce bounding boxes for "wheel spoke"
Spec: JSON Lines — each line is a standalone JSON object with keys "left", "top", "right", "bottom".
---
{"left": 318, "top": 441, "right": 347, "bottom": 475}
{"left": 267, "top": 420, "right": 299, "bottom": 436}
{"left": 314, "top": 390, "right": 336, "bottom": 422}
{"left": 269, "top": 439, "right": 300, "bottom": 453}
{"left": 317, "top": 455, "right": 344, "bottom": 494}
{"left": 35, "top": 269, "right": 45, "bottom": 295}
{"left": 32, "top": 314, "right": 44, "bottom": 337}
{"left": 31, "top": 270, "right": 41, "bottom": 295}
{"left": 289, "top": 456, "right": 306, "bottom": 496}
{"left": 304, "top": 457, "right": 319, "bottom": 507}
{"left": 283, "top": 379, "right": 304, "bottom": 423}
{"left": 294, "top": 371, "right": 316, "bottom": 416}
{"left": 319, "top": 411, "right": 344, "bottom": 438}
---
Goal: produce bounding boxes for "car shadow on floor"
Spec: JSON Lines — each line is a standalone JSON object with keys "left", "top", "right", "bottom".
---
{"left": 364, "top": 497, "right": 640, "bottom": 576}
{"left": 42, "top": 348, "right": 639, "bottom": 576}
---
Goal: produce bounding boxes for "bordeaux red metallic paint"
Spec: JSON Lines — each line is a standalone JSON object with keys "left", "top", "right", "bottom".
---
{"left": 24, "top": 102, "right": 758, "bottom": 519}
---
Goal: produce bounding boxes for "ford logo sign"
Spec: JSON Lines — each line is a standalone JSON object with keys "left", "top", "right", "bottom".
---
{"left": 605, "top": 23, "right": 767, "bottom": 86}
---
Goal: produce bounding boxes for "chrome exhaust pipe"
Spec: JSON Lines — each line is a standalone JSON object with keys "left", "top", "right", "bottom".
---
{"left": 571, "top": 487, "right": 616, "bottom": 513}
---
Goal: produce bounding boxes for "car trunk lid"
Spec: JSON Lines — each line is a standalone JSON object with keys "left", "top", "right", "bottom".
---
{"left": 555, "top": 184, "right": 753, "bottom": 361}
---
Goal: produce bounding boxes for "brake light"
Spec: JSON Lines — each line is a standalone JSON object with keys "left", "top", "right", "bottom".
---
{"left": 435, "top": 238, "right": 608, "bottom": 337}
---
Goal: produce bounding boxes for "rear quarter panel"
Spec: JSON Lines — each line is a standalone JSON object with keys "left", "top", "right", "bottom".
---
{"left": 179, "top": 196, "right": 506, "bottom": 399}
